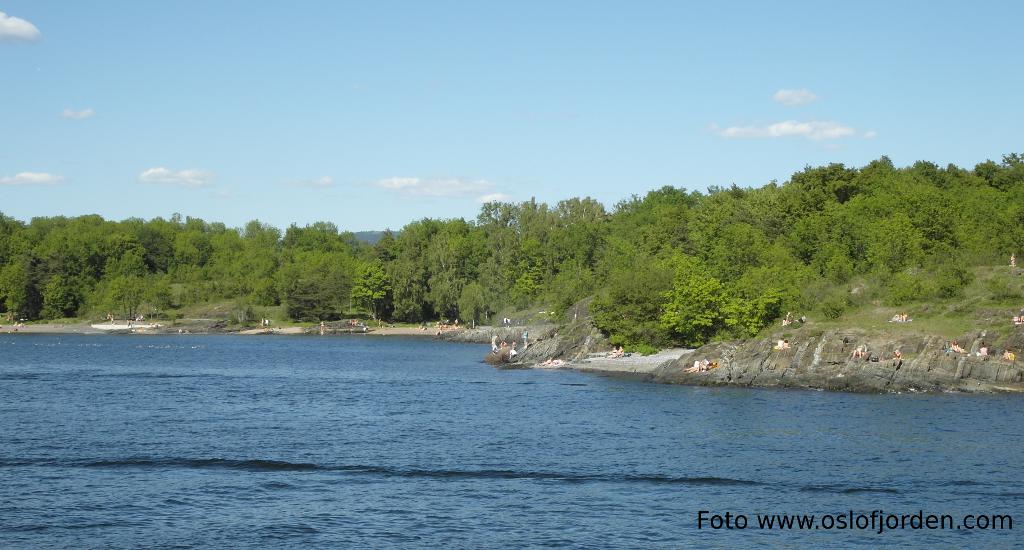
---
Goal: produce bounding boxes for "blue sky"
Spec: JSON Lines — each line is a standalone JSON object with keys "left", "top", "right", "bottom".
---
{"left": 2, "top": 1, "right": 1022, "bottom": 231}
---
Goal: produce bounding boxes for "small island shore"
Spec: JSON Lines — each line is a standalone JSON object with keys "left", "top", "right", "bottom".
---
{"left": 7, "top": 320, "right": 1024, "bottom": 394}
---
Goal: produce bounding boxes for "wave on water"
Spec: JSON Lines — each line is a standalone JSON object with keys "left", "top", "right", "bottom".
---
{"left": 0, "top": 457, "right": 763, "bottom": 486}
{"left": 133, "top": 344, "right": 206, "bottom": 350}
{"left": 800, "top": 484, "right": 901, "bottom": 495}
{"left": 91, "top": 372, "right": 206, "bottom": 379}
{"left": 0, "top": 373, "right": 42, "bottom": 380}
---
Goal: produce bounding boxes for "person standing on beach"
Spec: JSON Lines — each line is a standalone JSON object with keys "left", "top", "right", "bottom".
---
{"left": 522, "top": 330, "right": 529, "bottom": 349}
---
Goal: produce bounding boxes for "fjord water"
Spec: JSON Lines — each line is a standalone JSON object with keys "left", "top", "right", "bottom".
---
{"left": 0, "top": 335, "right": 1020, "bottom": 548}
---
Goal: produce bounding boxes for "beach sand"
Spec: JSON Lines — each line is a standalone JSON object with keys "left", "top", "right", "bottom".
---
{"left": 1, "top": 322, "right": 97, "bottom": 334}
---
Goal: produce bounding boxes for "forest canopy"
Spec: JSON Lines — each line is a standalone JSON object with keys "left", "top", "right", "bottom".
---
{"left": 2, "top": 154, "right": 1023, "bottom": 348}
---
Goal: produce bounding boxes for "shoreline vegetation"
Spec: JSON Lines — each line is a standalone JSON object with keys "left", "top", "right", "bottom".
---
{"left": 5, "top": 154, "right": 1024, "bottom": 393}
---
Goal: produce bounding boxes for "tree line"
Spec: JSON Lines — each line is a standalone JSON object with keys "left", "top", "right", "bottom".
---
{"left": 2, "top": 154, "right": 1023, "bottom": 348}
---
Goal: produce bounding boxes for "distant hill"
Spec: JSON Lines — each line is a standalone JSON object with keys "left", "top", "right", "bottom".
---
{"left": 350, "top": 231, "right": 387, "bottom": 245}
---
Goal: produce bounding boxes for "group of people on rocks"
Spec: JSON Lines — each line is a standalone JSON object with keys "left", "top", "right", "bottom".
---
{"left": 435, "top": 319, "right": 460, "bottom": 335}
{"left": 606, "top": 346, "right": 626, "bottom": 358}
{"left": 889, "top": 313, "right": 912, "bottom": 323}
{"left": 781, "top": 312, "right": 806, "bottom": 327}
{"left": 684, "top": 358, "right": 718, "bottom": 373}
{"left": 490, "top": 335, "right": 523, "bottom": 359}
{"left": 942, "top": 340, "right": 1016, "bottom": 361}
{"left": 850, "top": 344, "right": 903, "bottom": 364}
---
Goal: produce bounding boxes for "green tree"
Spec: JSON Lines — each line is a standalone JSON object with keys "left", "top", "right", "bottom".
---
{"left": 591, "top": 247, "right": 674, "bottom": 348}
{"left": 41, "top": 274, "right": 84, "bottom": 318}
{"left": 351, "top": 260, "right": 392, "bottom": 320}
{"left": 457, "top": 282, "right": 487, "bottom": 326}
{"left": 659, "top": 256, "right": 729, "bottom": 346}
{"left": 108, "top": 275, "right": 145, "bottom": 320}
{"left": 0, "top": 258, "right": 42, "bottom": 320}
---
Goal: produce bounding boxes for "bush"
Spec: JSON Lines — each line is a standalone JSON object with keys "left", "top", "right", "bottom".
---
{"left": 628, "top": 343, "right": 659, "bottom": 356}
{"left": 887, "top": 272, "right": 930, "bottom": 305}
{"left": 821, "top": 292, "right": 847, "bottom": 319}
{"left": 985, "top": 275, "right": 1024, "bottom": 300}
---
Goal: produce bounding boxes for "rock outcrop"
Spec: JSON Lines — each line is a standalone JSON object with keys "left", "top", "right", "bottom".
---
{"left": 653, "top": 328, "right": 1024, "bottom": 393}
{"left": 440, "top": 318, "right": 610, "bottom": 366}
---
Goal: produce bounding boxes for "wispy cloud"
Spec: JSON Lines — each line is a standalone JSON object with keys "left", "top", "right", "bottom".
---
{"left": 374, "top": 176, "right": 509, "bottom": 203}
{"left": 0, "top": 11, "right": 40, "bottom": 41}
{"left": 477, "top": 193, "right": 513, "bottom": 203}
{"left": 60, "top": 108, "right": 95, "bottom": 120}
{"left": 138, "top": 167, "right": 214, "bottom": 188}
{"left": 287, "top": 176, "right": 334, "bottom": 188}
{"left": 0, "top": 172, "right": 64, "bottom": 186}
{"left": 772, "top": 88, "right": 818, "bottom": 106}
{"left": 712, "top": 120, "right": 857, "bottom": 141}
{"left": 374, "top": 177, "right": 491, "bottom": 197}
{"left": 863, "top": 130, "right": 878, "bottom": 139}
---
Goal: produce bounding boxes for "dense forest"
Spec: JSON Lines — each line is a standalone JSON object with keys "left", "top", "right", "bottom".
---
{"left": 2, "top": 154, "right": 1024, "bottom": 349}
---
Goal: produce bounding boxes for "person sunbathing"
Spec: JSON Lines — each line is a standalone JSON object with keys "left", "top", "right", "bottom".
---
{"left": 684, "top": 360, "right": 706, "bottom": 373}
{"left": 1003, "top": 350, "right": 1016, "bottom": 362}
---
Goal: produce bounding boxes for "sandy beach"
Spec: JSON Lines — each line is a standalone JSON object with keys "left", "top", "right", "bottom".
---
{"left": 1, "top": 322, "right": 97, "bottom": 334}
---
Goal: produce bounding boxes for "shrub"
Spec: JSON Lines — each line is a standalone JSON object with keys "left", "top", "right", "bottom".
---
{"left": 821, "top": 292, "right": 847, "bottom": 319}
{"left": 888, "top": 272, "right": 930, "bottom": 305}
{"left": 628, "top": 343, "right": 659, "bottom": 356}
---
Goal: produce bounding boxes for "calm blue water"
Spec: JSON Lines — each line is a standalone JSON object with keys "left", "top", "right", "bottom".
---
{"left": 0, "top": 334, "right": 1021, "bottom": 548}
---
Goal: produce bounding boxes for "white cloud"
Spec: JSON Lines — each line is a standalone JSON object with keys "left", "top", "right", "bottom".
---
{"left": 772, "top": 88, "right": 818, "bottom": 106}
{"left": 0, "top": 11, "right": 41, "bottom": 41}
{"left": 477, "top": 193, "right": 513, "bottom": 203}
{"left": 60, "top": 108, "right": 94, "bottom": 120}
{"left": 0, "top": 172, "right": 64, "bottom": 186}
{"left": 863, "top": 130, "right": 878, "bottom": 139}
{"left": 713, "top": 120, "right": 857, "bottom": 141}
{"left": 288, "top": 176, "right": 334, "bottom": 188}
{"left": 374, "top": 177, "right": 496, "bottom": 198}
{"left": 138, "top": 167, "right": 214, "bottom": 188}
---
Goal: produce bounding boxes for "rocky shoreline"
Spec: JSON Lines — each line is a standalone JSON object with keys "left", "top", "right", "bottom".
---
{"left": 8, "top": 319, "right": 1024, "bottom": 393}
{"left": 654, "top": 328, "right": 1024, "bottom": 393}
{"left": 444, "top": 323, "right": 1024, "bottom": 394}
